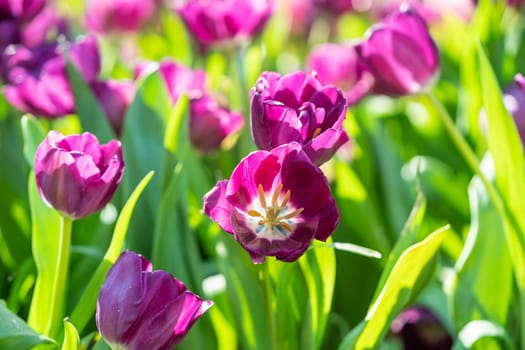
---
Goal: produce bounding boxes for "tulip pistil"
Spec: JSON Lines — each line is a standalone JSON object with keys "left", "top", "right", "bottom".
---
{"left": 248, "top": 184, "right": 304, "bottom": 236}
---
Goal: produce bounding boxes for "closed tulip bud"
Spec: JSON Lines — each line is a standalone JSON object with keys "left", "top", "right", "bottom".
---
{"left": 35, "top": 131, "right": 124, "bottom": 219}
{"left": 203, "top": 142, "right": 339, "bottom": 263}
{"left": 96, "top": 251, "right": 212, "bottom": 350}
{"left": 356, "top": 6, "right": 440, "bottom": 96}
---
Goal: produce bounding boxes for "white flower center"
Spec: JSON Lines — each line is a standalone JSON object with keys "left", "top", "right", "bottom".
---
{"left": 247, "top": 183, "right": 304, "bottom": 239}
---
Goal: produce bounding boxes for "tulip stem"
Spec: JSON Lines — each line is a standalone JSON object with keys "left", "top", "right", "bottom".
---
{"left": 49, "top": 216, "right": 73, "bottom": 340}
{"left": 261, "top": 263, "right": 278, "bottom": 350}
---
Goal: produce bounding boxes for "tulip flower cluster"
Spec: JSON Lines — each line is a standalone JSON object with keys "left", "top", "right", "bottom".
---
{"left": 5, "top": 0, "right": 525, "bottom": 349}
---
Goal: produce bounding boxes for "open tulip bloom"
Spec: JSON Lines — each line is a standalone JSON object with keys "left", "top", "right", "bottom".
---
{"left": 250, "top": 70, "right": 349, "bottom": 166}
{"left": 96, "top": 251, "right": 213, "bottom": 350}
{"left": 203, "top": 142, "right": 339, "bottom": 264}
{"left": 35, "top": 131, "right": 124, "bottom": 219}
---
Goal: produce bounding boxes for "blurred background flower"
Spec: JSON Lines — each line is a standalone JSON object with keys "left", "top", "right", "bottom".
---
{"left": 174, "top": 0, "right": 273, "bottom": 49}
{"left": 1, "top": 35, "right": 100, "bottom": 117}
{"left": 306, "top": 41, "right": 374, "bottom": 105}
{"left": 390, "top": 305, "right": 453, "bottom": 350}
{"left": 84, "top": 0, "right": 158, "bottom": 34}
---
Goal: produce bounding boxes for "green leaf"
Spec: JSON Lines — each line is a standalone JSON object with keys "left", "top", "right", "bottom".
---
{"left": 275, "top": 263, "right": 307, "bottom": 350}
{"left": 0, "top": 300, "right": 55, "bottom": 350}
{"left": 452, "top": 320, "right": 514, "bottom": 350}
{"left": 61, "top": 319, "right": 79, "bottom": 350}
{"left": 477, "top": 43, "right": 525, "bottom": 287}
{"left": 450, "top": 174, "right": 512, "bottom": 330}
{"left": 371, "top": 188, "right": 426, "bottom": 302}
{"left": 299, "top": 239, "right": 336, "bottom": 350}
{"left": 20, "top": 114, "right": 46, "bottom": 167}
{"left": 65, "top": 58, "right": 114, "bottom": 143}
{"left": 339, "top": 226, "right": 450, "bottom": 350}
{"left": 69, "top": 171, "right": 154, "bottom": 334}
{"left": 120, "top": 68, "right": 170, "bottom": 255}
{"left": 27, "top": 171, "right": 62, "bottom": 338}
{"left": 216, "top": 236, "right": 272, "bottom": 350}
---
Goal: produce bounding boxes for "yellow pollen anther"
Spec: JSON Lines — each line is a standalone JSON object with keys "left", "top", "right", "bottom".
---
{"left": 312, "top": 127, "right": 322, "bottom": 138}
{"left": 258, "top": 184, "right": 267, "bottom": 209}
{"left": 271, "top": 183, "right": 283, "bottom": 206}
{"left": 252, "top": 183, "right": 304, "bottom": 235}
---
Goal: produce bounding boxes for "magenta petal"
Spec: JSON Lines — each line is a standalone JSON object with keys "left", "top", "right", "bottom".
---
{"left": 203, "top": 180, "right": 234, "bottom": 233}
{"left": 304, "top": 128, "right": 350, "bottom": 166}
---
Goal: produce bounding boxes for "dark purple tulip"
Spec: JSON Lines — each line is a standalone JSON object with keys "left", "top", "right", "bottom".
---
{"left": 306, "top": 42, "right": 374, "bottom": 106}
{"left": 34, "top": 131, "right": 124, "bottom": 219}
{"left": 391, "top": 305, "right": 453, "bottom": 350}
{"left": 85, "top": 0, "right": 156, "bottom": 33}
{"left": 175, "top": 0, "right": 273, "bottom": 48}
{"left": 2, "top": 35, "right": 100, "bottom": 117}
{"left": 250, "top": 70, "right": 349, "bottom": 166}
{"left": 189, "top": 95, "right": 244, "bottom": 153}
{"left": 91, "top": 79, "right": 136, "bottom": 136}
{"left": 356, "top": 6, "right": 440, "bottom": 96}
{"left": 96, "top": 251, "right": 212, "bottom": 350}
{"left": 203, "top": 142, "right": 339, "bottom": 263}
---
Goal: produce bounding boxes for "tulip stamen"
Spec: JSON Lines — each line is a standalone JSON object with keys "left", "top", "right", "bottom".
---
{"left": 258, "top": 184, "right": 267, "bottom": 209}
{"left": 251, "top": 183, "right": 304, "bottom": 237}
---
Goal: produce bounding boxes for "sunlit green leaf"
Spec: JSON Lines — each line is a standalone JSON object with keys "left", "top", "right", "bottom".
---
{"left": 27, "top": 172, "right": 62, "bottom": 338}
{"left": 450, "top": 174, "right": 512, "bottom": 330}
{"left": 61, "top": 319, "right": 79, "bottom": 350}
{"left": 339, "top": 226, "right": 450, "bottom": 350}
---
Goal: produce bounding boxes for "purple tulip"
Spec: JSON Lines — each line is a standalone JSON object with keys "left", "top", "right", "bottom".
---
{"left": 1, "top": 35, "right": 100, "bottom": 117}
{"left": 250, "top": 70, "right": 349, "bottom": 166}
{"left": 391, "top": 305, "right": 453, "bottom": 350}
{"left": 96, "top": 251, "right": 213, "bottom": 350}
{"left": 34, "top": 131, "right": 124, "bottom": 219}
{"left": 85, "top": 0, "right": 157, "bottom": 33}
{"left": 91, "top": 79, "right": 136, "bottom": 136}
{"left": 203, "top": 142, "right": 339, "bottom": 263}
{"left": 189, "top": 95, "right": 244, "bottom": 153}
{"left": 175, "top": 0, "right": 273, "bottom": 48}
{"left": 306, "top": 42, "right": 374, "bottom": 106}
{"left": 356, "top": 6, "right": 440, "bottom": 96}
